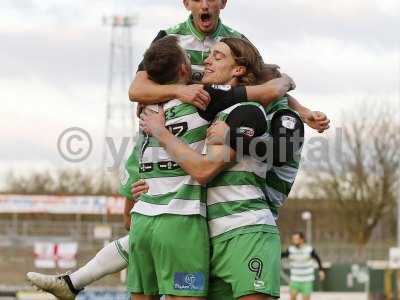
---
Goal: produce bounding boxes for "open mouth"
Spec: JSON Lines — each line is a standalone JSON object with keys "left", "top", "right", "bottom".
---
{"left": 200, "top": 13, "right": 211, "bottom": 22}
{"left": 200, "top": 13, "right": 212, "bottom": 26}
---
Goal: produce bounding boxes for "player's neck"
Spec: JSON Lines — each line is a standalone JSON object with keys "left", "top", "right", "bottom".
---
{"left": 177, "top": 77, "right": 189, "bottom": 85}
{"left": 226, "top": 78, "right": 239, "bottom": 86}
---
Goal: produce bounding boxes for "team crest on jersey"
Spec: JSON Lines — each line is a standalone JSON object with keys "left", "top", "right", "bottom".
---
{"left": 281, "top": 115, "right": 297, "bottom": 130}
{"left": 238, "top": 126, "right": 255, "bottom": 137}
{"left": 158, "top": 161, "right": 179, "bottom": 170}
{"left": 211, "top": 84, "right": 232, "bottom": 91}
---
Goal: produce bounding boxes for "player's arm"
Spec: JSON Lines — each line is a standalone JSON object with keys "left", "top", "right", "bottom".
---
{"left": 131, "top": 72, "right": 211, "bottom": 108}
{"left": 130, "top": 71, "right": 179, "bottom": 103}
{"left": 311, "top": 248, "right": 326, "bottom": 280}
{"left": 139, "top": 108, "right": 236, "bottom": 184}
{"left": 311, "top": 249, "right": 323, "bottom": 270}
{"left": 123, "top": 198, "right": 134, "bottom": 231}
{"left": 128, "top": 31, "right": 210, "bottom": 110}
{"left": 259, "top": 63, "right": 330, "bottom": 133}
{"left": 142, "top": 111, "right": 234, "bottom": 184}
{"left": 248, "top": 87, "right": 329, "bottom": 133}
{"left": 208, "top": 108, "right": 304, "bottom": 166}
{"left": 246, "top": 74, "right": 295, "bottom": 104}
{"left": 201, "top": 81, "right": 329, "bottom": 133}
{"left": 119, "top": 142, "right": 141, "bottom": 229}
{"left": 281, "top": 249, "right": 289, "bottom": 259}
{"left": 140, "top": 106, "right": 267, "bottom": 184}
{"left": 199, "top": 76, "right": 293, "bottom": 121}
{"left": 287, "top": 94, "right": 330, "bottom": 133}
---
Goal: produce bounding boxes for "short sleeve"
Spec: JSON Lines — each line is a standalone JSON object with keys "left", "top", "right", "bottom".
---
{"left": 225, "top": 105, "right": 267, "bottom": 155}
{"left": 269, "top": 109, "right": 304, "bottom": 165}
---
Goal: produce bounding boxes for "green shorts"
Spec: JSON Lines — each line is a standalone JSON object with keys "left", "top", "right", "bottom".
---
{"left": 290, "top": 281, "right": 313, "bottom": 296}
{"left": 208, "top": 230, "right": 281, "bottom": 300}
{"left": 127, "top": 213, "right": 210, "bottom": 297}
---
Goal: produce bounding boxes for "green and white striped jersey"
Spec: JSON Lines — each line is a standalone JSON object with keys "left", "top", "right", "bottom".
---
{"left": 132, "top": 99, "right": 209, "bottom": 217}
{"left": 263, "top": 98, "right": 303, "bottom": 218}
{"left": 288, "top": 245, "right": 316, "bottom": 282}
{"left": 139, "top": 16, "right": 244, "bottom": 83}
{"left": 119, "top": 141, "right": 141, "bottom": 201}
{"left": 207, "top": 102, "right": 277, "bottom": 240}
{"left": 207, "top": 99, "right": 303, "bottom": 240}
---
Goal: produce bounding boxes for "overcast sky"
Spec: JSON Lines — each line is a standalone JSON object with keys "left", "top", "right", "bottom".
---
{"left": 1, "top": 0, "right": 399, "bottom": 186}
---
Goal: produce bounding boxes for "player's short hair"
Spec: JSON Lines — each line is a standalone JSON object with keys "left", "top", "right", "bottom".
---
{"left": 220, "top": 37, "right": 263, "bottom": 86}
{"left": 143, "top": 36, "right": 186, "bottom": 84}
{"left": 292, "top": 231, "right": 305, "bottom": 240}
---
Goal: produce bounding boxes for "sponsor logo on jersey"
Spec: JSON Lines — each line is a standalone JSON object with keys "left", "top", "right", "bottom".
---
{"left": 281, "top": 115, "right": 297, "bottom": 130}
{"left": 254, "top": 280, "right": 265, "bottom": 290}
{"left": 238, "top": 126, "right": 255, "bottom": 137}
{"left": 211, "top": 84, "right": 232, "bottom": 91}
{"left": 139, "top": 163, "right": 153, "bottom": 173}
{"left": 174, "top": 272, "right": 205, "bottom": 291}
{"left": 158, "top": 161, "right": 179, "bottom": 170}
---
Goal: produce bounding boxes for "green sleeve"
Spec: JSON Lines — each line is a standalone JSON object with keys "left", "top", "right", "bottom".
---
{"left": 119, "top": 143, "right": 140, "bottom": 200}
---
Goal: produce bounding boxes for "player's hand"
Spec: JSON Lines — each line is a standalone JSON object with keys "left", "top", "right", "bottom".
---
{"left": 207, "top": 121, "right": 229, "bottom": 145}
{"left": 176, "top": 84, "right": 210, "bottom": 111}
{"left": 139, "top": 107, "right": 166, "bottom": 137}
{"left": 319, "top": 270, "right": 326, "bottom": 281}
{"left": 131, "top": 180, "right": 149, "bottom": 202}
{"left": 303, "top": 111, "right": 330, "bottom": 133}
{"left": 281, "top": 73, "right": 296, "bottom": 91}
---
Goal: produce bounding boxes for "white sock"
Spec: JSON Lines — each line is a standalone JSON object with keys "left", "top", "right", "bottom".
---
{"left": 69, "top": 235, "right": 129, "bottom": 289}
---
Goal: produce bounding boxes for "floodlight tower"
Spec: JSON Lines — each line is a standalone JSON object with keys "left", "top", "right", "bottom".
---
{"left": 101, "top": 15, "right": 137, "bottom": 173}
{"left": 301, "top": 211, "right": 312, "bottom": 244}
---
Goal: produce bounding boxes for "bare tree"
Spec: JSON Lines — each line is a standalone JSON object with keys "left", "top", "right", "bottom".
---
{"left": 3, "top": 168, "right": 120, "bottom": 196}
{"left": 305, "top": 105, "right": 400, "bottom": 259}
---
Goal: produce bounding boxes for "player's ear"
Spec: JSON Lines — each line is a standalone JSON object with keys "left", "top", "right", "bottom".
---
{"left": 183, "top": 0, "right": 190, "bottom": 11}
{"left": 179, "top": 63, "right": 190, "bottom": 80}
{"left": 220, "top": 0, "right": 227, "bottom": 9}
{"left": 233, "top": 65, "right": 246, "bottom": 78}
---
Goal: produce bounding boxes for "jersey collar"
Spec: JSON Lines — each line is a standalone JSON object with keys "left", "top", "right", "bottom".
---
{"left": 187, "top": 15, "right": 223, "bottom": 41}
